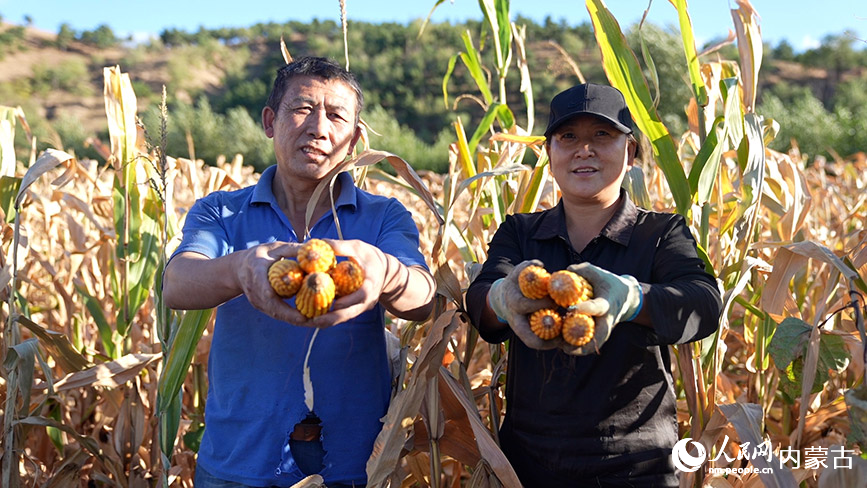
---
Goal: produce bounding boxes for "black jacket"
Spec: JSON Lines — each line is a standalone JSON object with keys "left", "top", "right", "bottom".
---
{"left": 466, "top": 192, "right": 722, "bottom": 487}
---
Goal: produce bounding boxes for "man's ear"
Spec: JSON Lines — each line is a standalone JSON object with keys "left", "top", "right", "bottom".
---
{"left": 262, "top": 106, "right": 276, "bottom": 139}
{"left": 348, "top": 125, "right": 362, "bottom": 153}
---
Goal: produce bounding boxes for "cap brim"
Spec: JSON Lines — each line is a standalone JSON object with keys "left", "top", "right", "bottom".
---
{"left": 544, "top": 111, "right": 632, "bottom": 138}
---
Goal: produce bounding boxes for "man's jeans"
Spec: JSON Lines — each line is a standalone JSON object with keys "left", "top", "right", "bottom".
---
{"left": 194, "top": 464, "right": 357, "bottom": 488}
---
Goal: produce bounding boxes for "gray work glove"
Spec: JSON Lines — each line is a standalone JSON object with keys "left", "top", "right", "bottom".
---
{"left": 487, "top": 260, "right": 561, "bottom": 351}
{"left": 566, "top": 262, "right": 643, "bottom": 353}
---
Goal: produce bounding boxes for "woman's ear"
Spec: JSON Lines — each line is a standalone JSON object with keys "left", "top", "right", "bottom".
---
{"left": 627, "top": 135, "right": 639, "bottom": 165}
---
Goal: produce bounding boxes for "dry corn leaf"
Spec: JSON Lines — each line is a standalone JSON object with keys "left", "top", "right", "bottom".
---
{"left": 367, "top": 311, "right": 461, "bottom": 486}
{"left": 719, "top": 403, "right": 797, "bottom": 487}
{"left": 439, "top": 367, "right": 521, "bottom": 487}
{"left": 34, "top": 353, "right": 160, "bottom": 391}
{"left": 15, "top": 148, "right": 75, "bottom": 208}
{"left": 761, "top": 247, "right": 809, "bottom": 321}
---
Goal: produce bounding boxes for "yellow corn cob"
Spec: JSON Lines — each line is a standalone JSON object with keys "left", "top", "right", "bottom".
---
{"left": 562, "top": 311, "right": 595, "bottom": 347}
{"left": 295, "top": 272, "right": 336, "bottom": 318}
{"left": 297, "top": 238, "right": 337, "bottom": 274}
{"left": 330, "top": 257, "right": 365, "bottom": 296}
{"left": 268, "top": 259, "right": 305, "bottom": 297}
{"left": 529, "top": 308, "right": 562, "bottom": 340}
{"left": 547, "top": 270, "right": 593, "bottom": 308}
{"left": 518, "top": 265, "right": 551, "bottom": 299}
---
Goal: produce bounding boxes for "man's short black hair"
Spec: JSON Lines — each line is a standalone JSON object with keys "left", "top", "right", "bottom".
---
{"left": 265, "top": 56, "right": 364, "bottom": 124}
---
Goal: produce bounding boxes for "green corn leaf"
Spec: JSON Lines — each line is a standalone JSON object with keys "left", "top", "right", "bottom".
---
{"left": 0, "top": 176, "right": 21, "bottom": 223}
{"left": 120, "top": 197, "right": 161, "bottom": 336}
{"left": 689, "top": 116, "right": 723, "bottom": 201}
{"left": 159, "top": 389, "right": 183, "bottom": 457}
{"left": 468, "top": 103, "right": 514, "bottom": 155}
{"left": 459, "top": 31, "right": 493, "bottom": 105}
{"left": 75, "top": 285, "right": 117, "bottom": 360}
{"left": 157, "top": 308, "right": 213, "bottom": 413}
{"left": 622, "top": 164, "right": 652, "bottom": 210}
{"left": 636, "top": 20, "right": 660, "bottom": 109}
{"left": 586, "top": 0, "right": 690, "bottom": 216}
{"left": 519, "top": 152, "right": 549, "bottom": 214}
{"left": 478, "top": 0, "right": 512, "bottom": 74}
{"left": 673, "top": 0, "right": 707, "bottom": 106}
{"left": 468, "top": 103, "right": 502, "bottom": 156}
{"left": 418, "top": 0, "right": 449, "bottom": 38}
{"left": 442, "top": 53, "right": 459, "bottom": 110}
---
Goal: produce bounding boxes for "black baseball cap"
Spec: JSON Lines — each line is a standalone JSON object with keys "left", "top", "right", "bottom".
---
{"left": 544, "top": 83, "right": 634, "bottom": 138}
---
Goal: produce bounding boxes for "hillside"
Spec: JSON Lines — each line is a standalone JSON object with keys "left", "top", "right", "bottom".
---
{"left": 2, "top": 19, "right": 865, "bottom": 170}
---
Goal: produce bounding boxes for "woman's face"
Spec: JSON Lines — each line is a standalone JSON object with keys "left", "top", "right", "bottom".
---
{"left": 546, "top": 114, "right": 636, "bottom": 207}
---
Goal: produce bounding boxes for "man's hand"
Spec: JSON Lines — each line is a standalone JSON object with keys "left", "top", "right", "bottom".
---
{"left": 235, "top": 242, "right": 314, "bottom": 326}
{"left": 565, "top": 262, "right": 643, "bottom": 353}
{"left": 305, "top": 239, "right": 434, "bottom": 327}
{"left": 487, "top": 260, "right": 562, "bottom": 351}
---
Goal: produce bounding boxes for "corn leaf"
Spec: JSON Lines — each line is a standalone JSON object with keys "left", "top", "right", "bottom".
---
{"left": 689, "top": 116, "right": 724, "bottom": 202}
{"left": 844, "top": 384, "right": 867, "bottom": 452}
{"left": 15, "top": 416, "right": 101, "bottom": 458}
{"left": 622, "top": 164, "right": 652, "bottom": 210}
{"left": 34, "top": 353, "right": 160, "bottom": 392}
{"left": 75, "top": 285, "right": 117, "bottom": 359}
{"left": 731, "top": 1, "right": 762, "bottom": 112}
{"left": 586, "top": 0, "right": 691, "bottom": 215}
{"left": 442, "top": 53, "right": 460, "bottom": 110}
{"left": 418, "top": 0, "right": 449, "bottom": 39}
{"left": 157, "top": 308, "right": 213, "bottom": 413}
{"left": 478, "top": 0, "right": 512, "bottom": 75}
{"left": 0, "top": 106, "right": 28, "bottom": 178}
{"left": 160, "top": 388, "right": 183, "bottom": 457}
{"left": 511, "top": 23, "right": 535, "bottom": 132}
{"left": 4, "top": 339, "right": 41, "bottom": 416}
{"left": 1, "top": 175, "right": 21, "bottom": 223}
{"left": 672, "top": 0, "right": 707, "bottom": 106}
{"left": 121, "top": 197, "right": 161, "bottom": 335}
{"left": 468, "top": 103, "right": 506, "bottom": 155}
{"left": 783, "top": 241, "right": 861, "bottom": 282}
{"left": 16, "top": 315, "right": 90, "bottom": 373}
{"left": 459, "top": 31, "right": 493, "bottom": 105}
{"left": 367, "top": 311, "right": 461, "bottom": 486}
{"left": 14, "top": 148, "right": 75, "bottom": 208}
{"left": 519, "top": 153, "right": 549, "bottom": 213}
{"left": 719, "top": 402, "right": 797, "bottom": 487}
{"left": 454, "top": 118, "right": 477, "bottom": 182}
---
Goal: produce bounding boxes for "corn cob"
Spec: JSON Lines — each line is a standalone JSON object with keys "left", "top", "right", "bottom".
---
{"left": 268, "top": 259, "right": 305, "bottom": 297}
{"left": 547, "top": 270, "right": 593, "bottom": 308}
{"left": 518, "top": 265, "right": 551, "bottom": 299}
{"left": 330, "top": 257, "right": 365, "bottom": 296}
{"left": 296, "top": 272, "right": 336, "bottom": 318}
{"left": 298, "top": 238, "right": 337, "bottom": 274}
{"left": 529, "top": 308, "right": 562, "bottom": 340}
{"left": 562, "top": 311, "right": 595, "bottom": 347}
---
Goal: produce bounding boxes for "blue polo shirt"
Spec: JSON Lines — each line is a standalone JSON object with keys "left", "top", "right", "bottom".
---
{"left": 171, "top": 165, "right": 428, "bottom": 486}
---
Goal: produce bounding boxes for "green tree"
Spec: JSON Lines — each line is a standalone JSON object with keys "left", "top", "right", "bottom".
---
{"left": 79, "top": 24, "right": 119, "bottom": 48}
{"left": 759, "top": 90, "right": 843, "bottom": 159}
{"left": 56, "top": 23, "right": 75, "bottom": 50}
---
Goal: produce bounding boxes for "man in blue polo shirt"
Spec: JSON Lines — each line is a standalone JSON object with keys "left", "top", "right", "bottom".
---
{"left": 163, "top": 56, "right": 436, "bottom": 488}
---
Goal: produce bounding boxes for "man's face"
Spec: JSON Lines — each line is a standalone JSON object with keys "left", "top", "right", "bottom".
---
{"left": 546, "top": 114, "right": 635, "bottom": 206}
{"left": 262, "top": 75, "right": 360, "bottom": 183}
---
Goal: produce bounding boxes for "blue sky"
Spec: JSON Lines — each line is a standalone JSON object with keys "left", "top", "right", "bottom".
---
{"left": 1, "top": 0, "right": 865, "bottom": 51}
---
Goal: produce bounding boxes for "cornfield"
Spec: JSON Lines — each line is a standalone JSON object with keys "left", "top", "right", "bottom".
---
{"left": 2, "top": 1, "right": 866, "bottom": 487}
